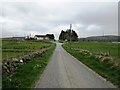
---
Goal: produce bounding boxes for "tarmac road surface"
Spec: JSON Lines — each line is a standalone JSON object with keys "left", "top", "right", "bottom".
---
{"left": 35, "top": 43, "right": 116, "bottom": 88}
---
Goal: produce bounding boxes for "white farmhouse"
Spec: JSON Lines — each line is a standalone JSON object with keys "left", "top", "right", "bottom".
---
{"left": 34, "top": 35, "right": 49, "bottom": 40}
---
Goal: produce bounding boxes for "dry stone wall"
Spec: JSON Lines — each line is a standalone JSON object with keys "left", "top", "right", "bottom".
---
{"left": 2, "top": 48, "right": 49, "bottom": 75}
{"left": 74, "top": 48, "right": 120, "bottom": 71}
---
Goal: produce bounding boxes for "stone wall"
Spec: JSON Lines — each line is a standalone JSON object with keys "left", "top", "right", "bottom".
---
{"left": 2, "top": 48, "right": 49, "bottom": 75}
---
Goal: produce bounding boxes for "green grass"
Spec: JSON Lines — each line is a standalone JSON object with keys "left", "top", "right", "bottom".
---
{"left": 2, "top": 43, "right": 56, "bottom": 89}
{"left": 67, "top": 42, "right": 119, "bottom": 63}
{"left": 2, "top": 40, "right": 51, "bottom": 60}
{"left": 63, "top": 42, "right": 120, "bottom": 88}
{"left": 0, "top": 39, "right": 1, "bottom": 62}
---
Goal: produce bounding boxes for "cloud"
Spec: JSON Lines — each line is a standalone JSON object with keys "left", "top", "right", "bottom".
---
{"left": 5, "top": 18, "right": 23, "bottom": 30}
{"left": 1, "top": 1, "right": 118, "bottom": 39}
{"left": 86, "top": 24, "right": 101, "bottom": 31}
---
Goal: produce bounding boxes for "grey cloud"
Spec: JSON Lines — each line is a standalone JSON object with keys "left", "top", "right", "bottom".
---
{"left": 1, "top": 2, "right": 118, "bottom": 39}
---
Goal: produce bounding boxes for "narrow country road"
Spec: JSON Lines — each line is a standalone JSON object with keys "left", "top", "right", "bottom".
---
{"left": 35, "top": 43, "right": 116, "bottom": 88}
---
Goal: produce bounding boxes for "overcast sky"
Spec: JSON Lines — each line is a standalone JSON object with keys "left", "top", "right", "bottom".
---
{"left": 0, "top": 0, "right": 118, "bottom": 39}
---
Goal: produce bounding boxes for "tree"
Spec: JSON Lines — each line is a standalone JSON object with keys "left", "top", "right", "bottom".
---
{"left": 59, "top": 30, "right": 65, "bottom": 40}
{"left": 59, "top": 29, "right": 78, "bottom": 41}
{"left": 46, "top": 34, "right": 55, "bottom": 40}
{"left": 71, "top": 30, "right": 78, "bottom": 41}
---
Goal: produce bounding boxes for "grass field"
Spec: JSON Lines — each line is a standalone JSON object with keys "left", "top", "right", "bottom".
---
{"left": 2, "top": 39, "right": 56, "bottom": 88}
{"left": 2, "top": 40, "right": 51, "bottom": 60}
{"left": 65, "top": 42, "right": 119, "bottom": 63}
{"left": 63, "top": 42, "right": 120, "bottom": 88}
{"left": 0, "top": 39, "right": 2, "bottom": 63}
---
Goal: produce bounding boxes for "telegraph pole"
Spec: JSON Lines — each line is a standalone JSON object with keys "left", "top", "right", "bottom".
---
{"left": 70, "top": 24, "right": 72, "bottom": 49}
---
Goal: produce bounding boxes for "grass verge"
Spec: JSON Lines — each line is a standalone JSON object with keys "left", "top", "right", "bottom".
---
{"left": 2, "top": 43, "right": 56, "bottom": 89}
{"left": 62, "top": 44, "right": 120, "bottom": 88}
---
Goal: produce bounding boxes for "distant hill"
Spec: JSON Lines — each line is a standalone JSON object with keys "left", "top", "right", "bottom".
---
{"left": 79, "top": 35, "right": 120, "bottom": 42}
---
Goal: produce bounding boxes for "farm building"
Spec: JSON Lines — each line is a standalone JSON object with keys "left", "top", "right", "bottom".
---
{"left": 34, "top": 34, "right": 55, "bottom": 41}
{"left": 34, "top": 35, "right": 49, "bottom": 40}
{"left": 25, "top": 36, "right": 35, "bottom": 40}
